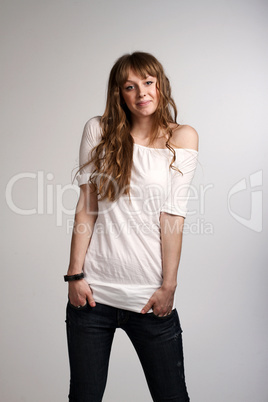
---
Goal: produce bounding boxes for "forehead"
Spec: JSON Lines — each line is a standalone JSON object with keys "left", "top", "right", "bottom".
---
{"left": 124, "top": 68, "right": 154, "bottom": 82}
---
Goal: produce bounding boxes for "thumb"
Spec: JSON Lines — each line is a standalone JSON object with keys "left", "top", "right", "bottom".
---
{"left": 141, "top": 298, "right": 154, "bottom": 314}
{"left": 87, "top": 287, "right": 96, "bottom": 307}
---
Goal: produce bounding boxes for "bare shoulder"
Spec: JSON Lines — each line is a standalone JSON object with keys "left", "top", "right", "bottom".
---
{"left": 169, "top": 124, "right": 199, "bottom": 151}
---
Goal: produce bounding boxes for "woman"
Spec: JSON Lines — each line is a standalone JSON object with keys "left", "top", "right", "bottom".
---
{"left": 65, "top": 51, "right": 199, "bottom": 402}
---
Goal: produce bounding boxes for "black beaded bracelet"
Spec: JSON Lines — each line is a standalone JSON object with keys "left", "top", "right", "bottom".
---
{"left": 64, "top": 272, "right": 84, "bottom": 282}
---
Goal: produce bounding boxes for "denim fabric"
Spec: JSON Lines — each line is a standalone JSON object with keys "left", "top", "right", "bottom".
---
{"left": 66, "top": 301, "right": 190, "bottom": 402}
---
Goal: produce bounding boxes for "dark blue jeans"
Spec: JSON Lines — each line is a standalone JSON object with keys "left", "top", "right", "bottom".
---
{"left": 66, "top": 301, "right": 190, "bottom": 402}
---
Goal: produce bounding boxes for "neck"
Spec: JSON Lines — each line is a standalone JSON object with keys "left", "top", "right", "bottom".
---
{"left": 130, "top": 115, "right": 155, "bottom": 139}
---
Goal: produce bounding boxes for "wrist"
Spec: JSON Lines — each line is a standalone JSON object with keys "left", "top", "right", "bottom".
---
{"left": 161, "top": 281, "right": 177, "bottom": 292}
{"left": 67, "top": 265, "right": 83, "bottom": 276}
{"left": 64, "top": 272, "right": 84, "bottom": 282}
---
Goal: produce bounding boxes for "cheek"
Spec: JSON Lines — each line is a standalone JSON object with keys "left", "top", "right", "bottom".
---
{"left": 153, "top": 86, "right": 159, "bottom": 99}
{"left": 123, "top": 94, "right": 134, "bottom": 107}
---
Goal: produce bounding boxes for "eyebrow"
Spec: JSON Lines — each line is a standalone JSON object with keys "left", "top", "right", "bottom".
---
{"left": 124, "top": 76, "right": 153, "bottom": 83}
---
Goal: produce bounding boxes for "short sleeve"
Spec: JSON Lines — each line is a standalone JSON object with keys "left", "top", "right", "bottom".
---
{"left": 76, "top": 116, "right": 102, "bottom": 187}
{"left": 160, "top": 149, "right": 198, "bottom": 218}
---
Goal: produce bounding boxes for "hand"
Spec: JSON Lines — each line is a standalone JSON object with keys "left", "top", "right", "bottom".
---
{"left": 140, "top": 285, "right": 175, "bottom": 317}
{"left": 68, "top": 279, "right": 96, "bottom": 308}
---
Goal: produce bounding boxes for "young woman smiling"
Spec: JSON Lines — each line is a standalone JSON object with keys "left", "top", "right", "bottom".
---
{"left": 65, "top": 51, "right": 198, "bottom": 402}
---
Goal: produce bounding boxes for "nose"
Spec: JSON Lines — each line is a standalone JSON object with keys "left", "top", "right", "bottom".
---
{"left": 138, "top": 92, "right": 146, "bottom": 98}
{"left": 137, "top": 85, "right": 146, "bottom": 98}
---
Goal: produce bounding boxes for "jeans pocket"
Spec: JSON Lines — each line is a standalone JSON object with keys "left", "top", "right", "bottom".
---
{"left": 68, "top": 300, "right": 89, "bottom": 311}
{"left": 151, "top": 308, "right": 176, "bottom": 320}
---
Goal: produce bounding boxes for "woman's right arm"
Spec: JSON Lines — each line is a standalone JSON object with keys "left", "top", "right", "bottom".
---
{"left": 66, "top": 182, "right": 98, "bottom": 308}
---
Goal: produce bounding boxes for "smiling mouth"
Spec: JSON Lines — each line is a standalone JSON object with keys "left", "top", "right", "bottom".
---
{"left": 136, "top": 100, "right": 151, "bottom": 107}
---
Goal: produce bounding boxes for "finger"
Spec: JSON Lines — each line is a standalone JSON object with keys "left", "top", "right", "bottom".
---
{"left": 141, "top": 299, "right": 154, "bottom": 314}
{"left": 157, "top": 312, "right": 165, "bottom": 317}
{"left": 77, "top": 297, "right": 87, "bottom": 307}
{"left": 87, "top": 286, "right": 96, "bottom": 307}
{"left": 159, "top": 308, "right": 171, "bottom": 317}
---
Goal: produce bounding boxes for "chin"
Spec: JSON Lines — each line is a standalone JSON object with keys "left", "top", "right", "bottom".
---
{"left": 137, "top": 108, "right": 157, "bottom": 116}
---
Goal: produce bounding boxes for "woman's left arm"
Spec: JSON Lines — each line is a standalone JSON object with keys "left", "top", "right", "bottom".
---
{"left": 141, "top": 125, "right": 198, "bottom": 316}
{"left": 141, "top": 213, "right": 184, "bottom": 316}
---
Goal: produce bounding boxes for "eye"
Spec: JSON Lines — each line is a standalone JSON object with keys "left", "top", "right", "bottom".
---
{"left": 145, "top": 81, "right": 154, "bottom": 86}
{"left": 125, "top": 85, "right": 134, "bottom": 91}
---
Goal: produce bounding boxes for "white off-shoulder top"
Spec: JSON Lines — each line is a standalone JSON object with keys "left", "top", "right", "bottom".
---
{"left": 76, "top": 116, "right": 198, "bottom": 313}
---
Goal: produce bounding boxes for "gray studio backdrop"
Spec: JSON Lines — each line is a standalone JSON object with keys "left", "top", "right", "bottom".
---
{"left": 1, "top": 0, "right": 267, "bottom": 401}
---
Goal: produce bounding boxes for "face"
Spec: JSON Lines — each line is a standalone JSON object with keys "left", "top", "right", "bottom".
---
{"left": 121, "top": 69, "right": 159, "bottom": 119}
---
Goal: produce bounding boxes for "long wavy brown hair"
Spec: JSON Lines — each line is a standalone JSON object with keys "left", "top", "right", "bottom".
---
{"left": 75, "top": 51, "right": 181, "bottom": 202}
